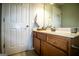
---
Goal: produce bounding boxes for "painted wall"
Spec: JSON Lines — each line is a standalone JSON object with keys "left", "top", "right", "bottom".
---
{"left": 61, "top": 4, "right": 79, "bottom": 31}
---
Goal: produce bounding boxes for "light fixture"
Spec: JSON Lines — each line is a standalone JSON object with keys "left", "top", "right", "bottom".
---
{"left": 50, "top": 3, "right": 54, "bottom": 4}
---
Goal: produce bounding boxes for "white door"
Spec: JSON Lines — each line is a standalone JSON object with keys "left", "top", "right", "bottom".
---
{"left": 2, "top": 3, "right": 32, "bottom": 55}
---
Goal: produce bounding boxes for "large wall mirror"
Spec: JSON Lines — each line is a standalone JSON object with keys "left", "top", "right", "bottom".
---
{"left": 35, "top": 3, "right": 62, "bottom": 28}
{"left": 44, "top": 3, "right": 79, "bottom": 28}
{"left": 44, "top": 3, "right": 62, "bottom": 28}
{"left": 35, "top": 3, "right": 79, "bottom": 31}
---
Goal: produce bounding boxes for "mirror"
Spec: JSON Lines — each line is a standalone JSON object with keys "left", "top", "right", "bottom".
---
{"left": 44, "top": 3, "right": 52, "bottom": 27}
{"left": 45, "top": 3, "right": 79, "bottom": 28}
{"left": 44, "top": 3, "right": 62, "bottom": 28}
{"left": 34, "top": 3, "right": 62, "bottom": 29}
{"left": 35, "top": 3, "right": 79, "bottom": 31}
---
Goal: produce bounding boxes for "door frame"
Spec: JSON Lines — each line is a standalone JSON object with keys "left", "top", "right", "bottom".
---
{"left": 1, "top": 3, "right": 5, "bottom": 54}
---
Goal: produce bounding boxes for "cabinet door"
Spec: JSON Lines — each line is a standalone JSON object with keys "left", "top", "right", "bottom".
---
{"left": 70, "top": 37, "right": 79, "bottom": 56}
{"left": 47, "top": 34, "right": 68, "bottom": 52}
{"left": 46, "top": 43, "right": 67, "bottom": 56}
{"left": 41, "top": 41, "right": 47, "bottom": 56}
{"left": 34, "top": 38, "right": 40, "bottom": 55}
{"left": 70, "top": 47, "right": 79, "bottom": 56}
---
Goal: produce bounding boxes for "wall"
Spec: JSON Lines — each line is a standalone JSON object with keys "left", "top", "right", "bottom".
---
{"left": 61, "top": 4, "right": 79, "bottom": 30}
{"left": 0, "top": 4, "right": 2, "bottom": 53}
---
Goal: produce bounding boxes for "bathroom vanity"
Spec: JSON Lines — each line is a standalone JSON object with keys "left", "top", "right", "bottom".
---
{"left": 33, "top": 30, "right": 79, "bottom": 56}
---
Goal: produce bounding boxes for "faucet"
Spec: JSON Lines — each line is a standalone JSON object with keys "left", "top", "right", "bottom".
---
{"left": 46, "top": 25, "right": 52, "bottom": 28}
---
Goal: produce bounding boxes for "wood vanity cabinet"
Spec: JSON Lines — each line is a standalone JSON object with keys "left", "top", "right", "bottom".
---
{"left": 33, "top": 32, "right": 41, "bottom": 55}
{"left": 41, "top": 41, "right": 47, "bottom": 55}
{"left": 69, "top": 36, "right": 79, "bottom": 56}
{"left": 33, "top": 38, "right": 40, "bottom": 55}
{"left": 33, "top": 31, "right": 79, "bottom": 56}
{"left": 45, "top": 41, "right": 67, "bottom": 56}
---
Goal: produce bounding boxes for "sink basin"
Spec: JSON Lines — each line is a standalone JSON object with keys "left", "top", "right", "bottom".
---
{"left": 55, "top": 28, "right": 71, "bottom": 33}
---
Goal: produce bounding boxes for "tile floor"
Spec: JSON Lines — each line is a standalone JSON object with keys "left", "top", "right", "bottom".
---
{"left": 10, "top": 50, "right": 38, "bottom": 56}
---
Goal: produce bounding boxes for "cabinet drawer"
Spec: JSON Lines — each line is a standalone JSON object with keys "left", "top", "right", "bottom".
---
{"left": 71, "top": 36, "right": 79, "bottom": 46}
{"left": 47, "top": 34, "right": 68, "bottom": 52}
{"left": 37, "top": 32, "right": 47, "bottom": 41}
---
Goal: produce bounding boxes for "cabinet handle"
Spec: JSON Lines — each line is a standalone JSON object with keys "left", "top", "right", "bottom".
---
{"left": 71, "top": 45, "right": 79, "bottom": 49}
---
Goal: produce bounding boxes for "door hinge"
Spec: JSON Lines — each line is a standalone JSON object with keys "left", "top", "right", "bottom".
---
{"left": 3, "top": 18, "right": 5, "bottom": 22}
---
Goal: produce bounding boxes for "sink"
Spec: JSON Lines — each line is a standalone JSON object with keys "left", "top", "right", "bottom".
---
{"left": 55, "top": 28, "right": 71, "bottom": 33}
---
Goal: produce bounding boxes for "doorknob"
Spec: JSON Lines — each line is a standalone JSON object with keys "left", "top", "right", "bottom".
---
{"left": 26, "top": 25, "right": 29, "bottom": 27}
{"left": 24, "top": 25, "right": 29, "bottom": 30}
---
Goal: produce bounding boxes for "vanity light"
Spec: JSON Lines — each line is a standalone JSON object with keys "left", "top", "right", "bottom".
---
{"left": 50, "top": 3, "right": 54, "bottom": 4}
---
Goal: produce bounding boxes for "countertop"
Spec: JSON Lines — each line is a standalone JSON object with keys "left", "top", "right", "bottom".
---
{"left": 33, "top": 30, "right": 79, "bottom": 38}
